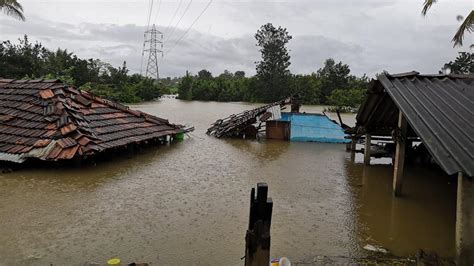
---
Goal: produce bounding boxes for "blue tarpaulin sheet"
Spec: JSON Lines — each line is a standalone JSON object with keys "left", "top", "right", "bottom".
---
{"left": 279, "top": 113, "right": 349, "bottom": 143}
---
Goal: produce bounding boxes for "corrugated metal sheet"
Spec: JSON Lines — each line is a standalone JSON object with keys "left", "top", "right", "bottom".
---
{"left": 351, "top": 72, "right": 473, "bottom": 177}
{"left": 0, "top": 78, "right": 183, "bottom": 163}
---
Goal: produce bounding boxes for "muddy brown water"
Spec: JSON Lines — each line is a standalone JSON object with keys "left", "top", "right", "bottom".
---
{"left": 0, "top": 99, "right": 456, "bottom": 265}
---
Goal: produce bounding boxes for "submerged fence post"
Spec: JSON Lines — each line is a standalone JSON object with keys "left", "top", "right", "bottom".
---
{"left": 364, "top": 134, "right": 371, "bottom": 165}
{"left": 245, "top": 183, "right": 273, "bottom": 266}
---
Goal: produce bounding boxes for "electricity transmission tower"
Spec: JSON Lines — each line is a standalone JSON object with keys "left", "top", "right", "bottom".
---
{"left": 142, "top": 24, "right": 163, "bottom": 80}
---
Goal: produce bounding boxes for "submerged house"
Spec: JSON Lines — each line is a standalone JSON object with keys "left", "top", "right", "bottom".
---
{"left": 267, "top": 112, "right": 349, "bottom": 143}
{"left": 0, "top": 78, "right": 183, "bottom": 164}
{"left": 207, "top": 96, "right": 348, "bottom": 143}
{"left": 346, "top": 72, "right": 473, "bottom": 264}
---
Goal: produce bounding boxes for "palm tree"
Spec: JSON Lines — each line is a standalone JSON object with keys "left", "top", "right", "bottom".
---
{"left": 422, "top": 0, "right": 473, "bottom": 47}
{"left": 0, "top": 0, "right": 25, "bottom": 21}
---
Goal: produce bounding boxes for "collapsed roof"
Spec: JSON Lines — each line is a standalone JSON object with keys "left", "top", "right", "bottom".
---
{"left": 0, "top": 78, "right": 183, "bottom": 163}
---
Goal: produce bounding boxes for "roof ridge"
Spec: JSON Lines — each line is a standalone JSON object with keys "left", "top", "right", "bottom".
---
{"left": 386, "top": 72, "right": 474, "bottom": 80}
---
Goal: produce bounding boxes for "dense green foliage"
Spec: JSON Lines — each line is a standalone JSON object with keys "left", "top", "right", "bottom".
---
{"left": 441, "top": 52, "right": 474, "bottom": 74}
{"left": 177, "top": 59, "right": 369, "bottom": 108}
{"left": 254, "top": 23, "right": 293, "bottom": 102}
{"left": 0, "top": 36, "right": 165, "bottom": 103}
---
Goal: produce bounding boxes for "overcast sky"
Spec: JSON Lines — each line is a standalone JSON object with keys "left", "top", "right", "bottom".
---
{"left": 1, "top": 0, "right": 472, "bottom": 78}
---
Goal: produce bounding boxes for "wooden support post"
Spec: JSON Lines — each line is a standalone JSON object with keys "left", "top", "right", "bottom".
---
{"left": 245, "top": 183, "right": 273, "bottom": 266}
{"left": 456, "top": 173, "right": 474, "bottom": 265}
{"left": 350, "top": 138, "right": 357, "bottom": 152}
{"left": 364, "top": 134, "right": 371, "bottom": 165}
{"left": 393, "top": 110, "right": 407, "bottom": 197}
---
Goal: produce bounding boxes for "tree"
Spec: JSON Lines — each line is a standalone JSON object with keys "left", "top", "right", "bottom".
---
{"left": 0, "top": 0, "right": 24, "bottom": 21}
{"left": 234, "top": 71, "right": 245, "bottom": 78}
{"left": 442, "top": 52, "right": 474, "bottom": 74}
{"left": 316, "top": 58, "right": 353, "bottom": 102}
{"left": 422, "top": 0, "right": 473, "bottom": 47}
{"left": 178, "top": 71, "right": 193, "bottom": 100}
{"left": 219, "top": 70, "right": 233, "bottom": 79}
{"left": 135, "top": 78, "right": 161, "bottom": 101}
{"left": 327, "top": 88, "right": 366, "bottom": 109}
{"left": 0, "top": 36, "right": 49, "bottom": 78}
{"left": 197, "top": 69, "right": 212, "bottom": 80}
{"left": 290, "top": 74, "right": 322, "bottom": 105}
{"left": 255, "top": 23, "right": 293, "bottom": 102}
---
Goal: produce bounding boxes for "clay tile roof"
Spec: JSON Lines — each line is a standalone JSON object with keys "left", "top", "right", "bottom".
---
{"left": 60, "top": 123, "right": 77, "bottom": 135}
{"left": 39, "top": 89, "right": 54, "bottom": 99}
{"left": 0, "top": 78, "right": 183, "bottom": 163}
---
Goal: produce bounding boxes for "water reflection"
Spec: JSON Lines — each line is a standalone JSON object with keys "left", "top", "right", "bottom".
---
{"left": 225, "top": 138, "right": 291, "bottom": 163}
{"left": 343, "top": 157, "right": 457, "bottom": 258}
{"left": 0, "top": 99, "right": 457, "bottom": 264}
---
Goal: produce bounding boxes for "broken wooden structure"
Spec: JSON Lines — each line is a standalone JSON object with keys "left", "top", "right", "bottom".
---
{"left": 0, "top": 78, "right": 184, "bottom": 164}
{"left": 245, "top": 183, "right": 273, "bottom": 266}
{"left": 346, "top": 72, "right": 474, "bottom": 265}
{"left": 207, "top": 95, "right": 349, "bottom": 143}
{"left": 207, "top": 97, "right": 292, "bottom": 138}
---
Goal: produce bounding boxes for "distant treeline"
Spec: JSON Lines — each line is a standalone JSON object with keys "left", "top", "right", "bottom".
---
{"left": 0, "top": 35, "right": 176, "bottom": 103}
{"left": 178, "top": 23, "right": 370, "bottom": 108}
{"left": 2, "top": 33, "right": 470, "bottom": 107}
{"left": 178, "top": 59, "right": 369, "bottom": 107}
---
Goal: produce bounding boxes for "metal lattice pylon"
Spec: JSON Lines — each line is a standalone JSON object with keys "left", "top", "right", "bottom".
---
{"left": 142, "top": 24, "right": 163, "bottom": 80}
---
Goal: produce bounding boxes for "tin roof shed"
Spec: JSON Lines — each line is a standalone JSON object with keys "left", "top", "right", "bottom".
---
{"left": 349, "top": 72, "right": 473, "bottom": 177}
{"left": 0, "top": 78, "right": 183, "bottom": 163}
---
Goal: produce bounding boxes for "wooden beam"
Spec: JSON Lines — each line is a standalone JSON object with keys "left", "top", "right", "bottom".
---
{"left": 456, "top": 172, "right": 474, "bottom": 265}
{"left": 364, "top": 134, "right": 371, "bottom": 165}
{"left": 393, "top": 110, "right": 407, "bottom": 197}
{"left": 349, "top": 137, "right": 357, "bottom": 152}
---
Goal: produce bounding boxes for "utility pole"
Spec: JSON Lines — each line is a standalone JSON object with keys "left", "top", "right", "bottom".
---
{"left": 141, "top": 24, "right": 163, "bottom": 81}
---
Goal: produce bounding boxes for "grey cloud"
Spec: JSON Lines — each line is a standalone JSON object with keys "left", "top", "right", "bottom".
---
{"left": 0, "top": 1, "right": 466, "bottom": 79}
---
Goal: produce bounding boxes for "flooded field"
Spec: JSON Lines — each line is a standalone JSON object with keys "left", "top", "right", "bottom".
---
{"left": 0, "top": 99, "right": 457, "bottom": 265}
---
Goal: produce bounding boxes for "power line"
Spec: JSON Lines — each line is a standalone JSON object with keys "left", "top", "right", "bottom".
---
{"left": 141, "top": 0, "right": 154, "bottom": 75}
{"left": 166, "top": 0, "right": 213, "bottom": 55}
{"left": 163, "top": 0, "right": 183, "bottom": 38}
{"left": 163, "top": 0, "right": 193, "bottom": 44}
{"left": 146, "top": 0, "right": 154, "bottom": 31}
{"left": 152, "top": 0, "right": 162, "bottom": 25}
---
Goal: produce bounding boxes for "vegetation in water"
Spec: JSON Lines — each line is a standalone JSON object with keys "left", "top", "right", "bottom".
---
{"left": 1, "top": 33, "right": 471, "bottom": 109}
{"left": 177, "top": 23, "right": 370, "bottom": 111}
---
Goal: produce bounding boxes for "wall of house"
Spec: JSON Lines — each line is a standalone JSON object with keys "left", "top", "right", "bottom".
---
{"left": 279, "top": 113, "right": 349, "bottom": 143}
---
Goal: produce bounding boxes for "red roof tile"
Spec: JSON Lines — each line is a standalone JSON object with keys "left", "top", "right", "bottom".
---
{"left": 39, "top": 89, "right": 54, "bottom": 99}
{"left": 33, "top": 139, "right": 51, "bottom": 147}
{"left": 60, "top": 123, "right": 77, "bottom": 135}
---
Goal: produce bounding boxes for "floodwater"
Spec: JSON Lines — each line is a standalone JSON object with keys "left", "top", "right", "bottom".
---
{"left": 0, "top": 99, "right": 457, "bottom": 265}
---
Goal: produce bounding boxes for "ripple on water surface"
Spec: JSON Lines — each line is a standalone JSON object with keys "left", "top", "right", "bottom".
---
{"left": 0, "top": 99, "right": 456, "bottom": 264}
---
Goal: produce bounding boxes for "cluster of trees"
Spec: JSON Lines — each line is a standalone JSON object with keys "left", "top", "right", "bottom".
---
{"left": 178, "top": 23, "right": 369, "bottom": 109}
{"left": 178, "top": 23, "right": 472, "bottom": 110}
{"left": 1, "top": 32, "right": 471, "bottom": 109}
{"left": 0, "top": 36, "right": 165, "bottom": 103}
{"left": 178, "top": 59, "right": 369, "bottom": 107}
